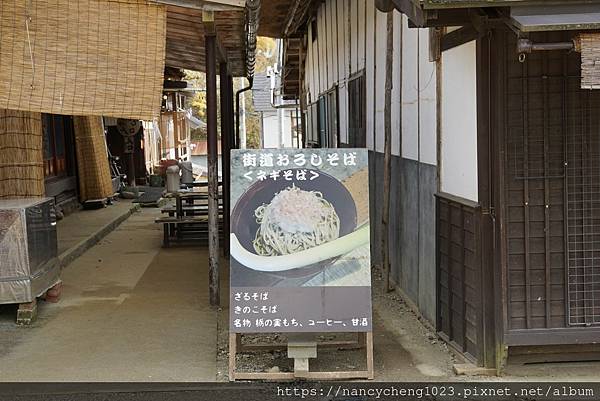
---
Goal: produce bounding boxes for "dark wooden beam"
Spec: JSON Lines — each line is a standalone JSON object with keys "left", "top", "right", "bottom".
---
{"left": 157, "top": 0, "right": 244, "bottom": 11}
{"left": 206, "top": 34, "right": 220, "bottom": 307}
{"left": 376, "top": 0, "right": 425, "bottom": 26}
{"left": 287, "top": 0, "right": 319, "bottom": 36}
{"left": 422, "top": 8, "right": 472, "bottom": 27}
{"left": 165, "top": 58, "right": 202, "bottom": 69}
{"left": 505, "top": 328, "right": 600, "bottom": 346}
{"left": 165, "top": 54, "right": 204, "bottom": 65}
{"left": 227, "top": 74, "right": 235, "bottom": 150}
{"left": 220, "top": 62, "right": 231, "bottom": 259}
{"left": 440, "top": 24, "right": 484, "bottom": 52}
{"left": 202, "top": 10, "right": 229, "bottom": 66}
{"left": 283, "top": 0, "right": 302, "bottom": 37}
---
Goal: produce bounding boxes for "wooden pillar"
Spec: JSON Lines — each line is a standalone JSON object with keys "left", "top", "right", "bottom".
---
{"left": 228, "top": 76, "right": 235, "bottom": 151}
{"left": 220, "top": 62, "right": 231, "bottom": 258}
{"left": 206, "top": 34, "right": 220, "bottom": 306}
{"left": 381, "top": 11, "right": 394, "bottom": 292}
{"left": 477, "top": 29, "right": 503, "bottom": 370}
{"left": 227, "top": 74, "right": 235, "bottom": 241}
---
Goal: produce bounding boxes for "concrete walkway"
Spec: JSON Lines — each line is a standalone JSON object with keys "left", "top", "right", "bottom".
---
{"left": 1, "top": 204, "right": 598, "bottom": 382}
{"left": 0, "top": 208, "right": 219, "bottom": 381}
{"left": 57, "top": 199, "right": 139, "bottom": 268}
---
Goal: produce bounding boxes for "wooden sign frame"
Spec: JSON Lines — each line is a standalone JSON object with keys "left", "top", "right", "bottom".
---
{"left": 228, "top": 332, "right": 374, "bottom": 381}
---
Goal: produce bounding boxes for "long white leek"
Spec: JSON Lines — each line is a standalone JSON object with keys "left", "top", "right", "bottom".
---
{"left": 230, "top": 224, "right": 370, "bottom": 272}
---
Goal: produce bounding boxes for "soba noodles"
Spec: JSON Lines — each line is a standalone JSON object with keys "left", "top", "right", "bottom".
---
{"left": 253, "top": 185, "right": 340, "bottom": 256}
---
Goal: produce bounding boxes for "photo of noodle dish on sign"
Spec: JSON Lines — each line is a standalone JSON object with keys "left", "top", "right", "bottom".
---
{"left": 230, "top": 166, "right": 371, "bottom": 288}
{"left": 252, "top": 185, "right": 341, "bottom": 257}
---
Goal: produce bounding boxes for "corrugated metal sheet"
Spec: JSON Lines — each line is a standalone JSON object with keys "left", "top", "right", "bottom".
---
{"left": 252, "top": 74, "right": 275, "bottom": 113}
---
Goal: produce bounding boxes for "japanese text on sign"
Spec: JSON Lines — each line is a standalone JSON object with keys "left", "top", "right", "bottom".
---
{"left": 241, "top": 151, "right": 358, "bottom": 183}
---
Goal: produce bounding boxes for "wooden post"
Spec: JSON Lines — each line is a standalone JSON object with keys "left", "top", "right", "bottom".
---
{"left": 229, "top": 333, "right": 237, "bottom": 381}
{"left": 366, "top": 331, "right": 374, "bottom": 379}
{"left": 229, "top": 332, "right": 374, "bottom": 380}
{"left": 227, "top": 74, "right": 235, "bottom": 248}
{"left": 381, "top": 11, "right": 394, "bottom": 292}
{"left": 172, "top": 93, "right": 180, "bottom": 159}
{"left": 228, "top": 75, "right": 235, "bottom": 150}
{"left": 206, "top": 34, "right": 220, "bottom": 306}
{"left": 220, "top": 62, "right": 231, "bottom": 258}
{"left": 477, "top": 27, "right": 503, "bottom": 371}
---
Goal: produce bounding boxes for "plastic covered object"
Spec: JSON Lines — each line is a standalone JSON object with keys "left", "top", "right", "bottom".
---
{"left": 0, "top": 198, "right": 59, "bottom": 304}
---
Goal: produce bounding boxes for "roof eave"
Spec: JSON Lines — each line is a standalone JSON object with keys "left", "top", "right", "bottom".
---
{"left": 423, "top": 0, "right": 600, "bottom": 9}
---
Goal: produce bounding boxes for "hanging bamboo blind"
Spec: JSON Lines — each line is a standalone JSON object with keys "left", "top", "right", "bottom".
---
{"left": 0, "top": 109, "right": 44, "bottom": 199}
{"left": 73, "top": 116, "right": 114, "bottom": 201}
{"left": 578, "top": 33, "right": 600, "bottom": 89}
{"left": 0, "top": 0, "right": 166, "bottom": 120}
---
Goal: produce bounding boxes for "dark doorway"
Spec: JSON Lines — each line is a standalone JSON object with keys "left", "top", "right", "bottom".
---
{"left": 42, "top": 114, "right": 78, "bottom": 205}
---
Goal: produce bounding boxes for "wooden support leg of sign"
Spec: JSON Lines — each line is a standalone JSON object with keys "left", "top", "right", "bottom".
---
{"left": 366, "top": 331, "right": 374, "bottom": 379}
{"left": 228, "top": 332, "right": 374, "bottom": 381}
{"left": 228, "top": 332, "right": 237, "bottom": 381}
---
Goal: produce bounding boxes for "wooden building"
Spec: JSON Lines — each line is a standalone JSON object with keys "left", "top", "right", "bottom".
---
{"left": 252, "top": 72, "right": 300, "bottom": 149}
{"left": 0, "top": 0, "right": 252, "bottom": 201}
{"left": 279, "top": 0, "right": 439, "bottom": 350}
{"left": 0, "top": 0, "right": 263, "bottom": 305}
{"left": 279, "top": 0, "right": 600, "bottom": 371}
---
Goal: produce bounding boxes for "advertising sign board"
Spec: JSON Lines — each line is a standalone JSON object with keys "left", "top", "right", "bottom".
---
{"left": 230, "top": 148, "right": 372, "bottom": 333}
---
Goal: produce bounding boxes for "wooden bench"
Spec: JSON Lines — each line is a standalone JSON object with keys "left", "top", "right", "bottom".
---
{"left": 155, "top": 216, "right": 223, "bottom": 247}
{"left": 160, "top": 205, "right": 218, "bottom": 217}
{"left": 157, "top": 189, "right": 225, "bottom": 247}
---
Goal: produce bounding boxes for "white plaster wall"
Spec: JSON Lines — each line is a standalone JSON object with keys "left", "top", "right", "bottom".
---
{"left": 337, "top": 0, "right": 349, "bottom": 145}
{"left": 401, "top": 16, "right": 419, "bottom": 161}
{"left": 299, "top": 0, "right": 437, "bottom": 159}
{"left": 291, "top": 0, "right": 444, "bottom": 325}
{"left": 391, "top": 11, "right": 402, "bottom": 157}
{"left": 326, "top": 0, "right": 335, "bottom": 87}
{"left": 261, "top": 112, "right": 294, "bottom": 149}
{"left": 350, "top": 0, "right": 358, "bottom": 73}
{"left": 419, "top": 29, "right": 437, "bottom": 166}
{"left": 441, "top": 40, "right": 478, "bottom": 201}
{"left": 318, "top": 5, "right": 327, "bottom": 94}
{"left": 374, "top": 9, "right": 387, "bottom": 153}
{"left": 262, "top": 114, "right": 280, "bottom": 148}
{"left": 282, "top": 110, "right": 293, "bottom": 148}
{"left": 358, "top": 0, "right": 367, "bottom": 71}
{"left": 337, "top": 0, "right": 347, "bottom": 82}
{"left": 365, "top": 0, "right": 375, "bottom": 151}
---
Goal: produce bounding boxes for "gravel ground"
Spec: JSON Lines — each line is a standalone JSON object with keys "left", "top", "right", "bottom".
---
{"left": 217, "top": 265, "right": 600, "bottom": 383}
{"left": 217, "top": 266, "right": 460, "bottom": 382}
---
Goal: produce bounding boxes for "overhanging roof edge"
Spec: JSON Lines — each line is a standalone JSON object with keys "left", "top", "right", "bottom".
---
{"left": 423, "top": 0, "right": 600, "bottom": 9}
{"left": 511, "top": 4, "right": 600, "bottom": 32}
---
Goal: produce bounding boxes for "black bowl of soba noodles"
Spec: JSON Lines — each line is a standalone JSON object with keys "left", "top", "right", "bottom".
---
{"left": 231, "top": 169, "right": 357, "bottom": 281}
